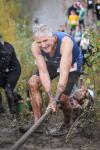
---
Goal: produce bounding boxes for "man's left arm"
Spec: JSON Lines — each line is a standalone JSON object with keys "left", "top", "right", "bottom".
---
{"left": 55, "top": 37, "right": 73, "bottom": 100}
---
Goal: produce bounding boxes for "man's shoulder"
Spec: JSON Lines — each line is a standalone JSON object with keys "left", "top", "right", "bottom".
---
{"left": 4, "top": 42, "right": 14, "bottom": 53}
{"left": 5, "top": 41, "right": 12, "bottom": 46}
{"left": 5, "top": 42, "right": 14, "bottom": 48}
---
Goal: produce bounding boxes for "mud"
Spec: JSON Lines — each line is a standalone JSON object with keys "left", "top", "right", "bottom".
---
{"left": 0, "top": 110, "right": 100, "bottom": 150}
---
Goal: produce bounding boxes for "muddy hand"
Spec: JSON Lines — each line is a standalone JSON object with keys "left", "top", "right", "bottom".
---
{"left": 47, "top": 101, "right": 57, "bottom": 112}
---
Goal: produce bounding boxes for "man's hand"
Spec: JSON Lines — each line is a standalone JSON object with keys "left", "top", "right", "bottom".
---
{"left": 47, "top": 100, "right": 57, "bottom": 112}
{"left": 47, "top": 95, "right": 57, "bottom": 112}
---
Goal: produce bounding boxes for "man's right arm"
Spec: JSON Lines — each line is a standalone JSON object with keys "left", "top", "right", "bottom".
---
{"left": 31, "top": 42, "right": 52, "bottom": 96}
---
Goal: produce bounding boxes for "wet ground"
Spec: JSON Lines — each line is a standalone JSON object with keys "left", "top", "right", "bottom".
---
{"left": 0, "top": 110, "right": 100, "bottom": 150}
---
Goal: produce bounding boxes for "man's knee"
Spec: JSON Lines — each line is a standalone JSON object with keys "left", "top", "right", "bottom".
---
{"left": 5, "top": 84, "right": 13, "bottom": 99}
{"left": 60, "top": 94, "right": 69, "bottom": 102}
{"left": 60, "top": 94, "right": 71, "bottom": 109}
{"left": 28, "top": 75, "right": 40, "bottom": 91}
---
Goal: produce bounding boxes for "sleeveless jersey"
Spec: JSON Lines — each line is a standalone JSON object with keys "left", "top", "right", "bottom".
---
{"left": 41, "top": 31, "right": 83, "bottom": 72}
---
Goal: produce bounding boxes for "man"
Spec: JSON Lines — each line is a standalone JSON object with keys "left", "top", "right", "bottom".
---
{"left": 67, "top": 2, "right": 80, "bottom": 18}
{"left": 28, "top": 24, "right": 83, "bottom": 135}
{"left": 95, "top": 0, "right": 100, "bottom": 21}
{"left": 78, "top": 3, "right": 86, "bottom": 28}
{"left": 86, "top": 0, "right": 94, "bottom": 25}
{"left": 0, "top": 34, "right": 21, "bottom": 114}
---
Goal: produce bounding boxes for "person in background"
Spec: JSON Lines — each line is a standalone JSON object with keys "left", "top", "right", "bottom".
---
{"left": 0, "top": 34, "right": 21, "bottom": 114}
{"left": 95, "top": 0, "right": 100, "bottom": 21}
{"left": 68, "top": 10, "right": 79, "bottom": 33}
{"left": 86, "top": 0, "right": 94, "bottom": 25}
{"left": 73, "top": 25, "right": 82, "bottom": 46}
{"left": 58, "top": 24, "right": 66, "bottom": 32}
{"left": 67, "top": 2, "right": 80, "bottom": 18}
{"left": 78, "top": 3, "right": 86, "bottom": 28}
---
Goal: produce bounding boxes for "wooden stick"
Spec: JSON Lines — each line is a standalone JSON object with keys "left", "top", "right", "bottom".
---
{"left": 10, "top": 108, "right": 52, "bottom": 150}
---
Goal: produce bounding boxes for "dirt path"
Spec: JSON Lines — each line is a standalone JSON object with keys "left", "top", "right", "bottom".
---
{"left": 0, "top": 112, "right": 100, "bottom": 150}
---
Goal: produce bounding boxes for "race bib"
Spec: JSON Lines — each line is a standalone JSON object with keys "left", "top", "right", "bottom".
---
{"left": 70, "top": 63, "right": 77, "bottom": 72}
{"left": 34, "top": 59, "right": 37, "bottom": 65}
{"left": 57, "top": 63, "right": 77, "bottom": 73}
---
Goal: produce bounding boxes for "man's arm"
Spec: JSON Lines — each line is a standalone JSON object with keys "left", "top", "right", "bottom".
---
{"left": 31, "top": 42, "right": 52, "bottom": 97}
{"left": 8, "top": 44, "right": 21, "bottom": 71}
{"left": 55, "top": 37, "right": 73, "bottom": 100}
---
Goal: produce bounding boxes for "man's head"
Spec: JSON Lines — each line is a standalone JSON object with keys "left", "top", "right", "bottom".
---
{"left": 32, "top": 24, "right": 55, "bottom": 53}
{"left": 70, "top": 10, "right": 76, "bottom": 15}
{"left": 58, "top": 25, "right": 66, "bottom": 32}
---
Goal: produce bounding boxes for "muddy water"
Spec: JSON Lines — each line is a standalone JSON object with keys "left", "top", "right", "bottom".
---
{"left": 21, "top": 0, "right": 73, "bottom": 31}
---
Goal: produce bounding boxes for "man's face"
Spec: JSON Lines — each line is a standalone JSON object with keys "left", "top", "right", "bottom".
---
{"left": 35, "top": 35, "right": 54, "bottom": 53}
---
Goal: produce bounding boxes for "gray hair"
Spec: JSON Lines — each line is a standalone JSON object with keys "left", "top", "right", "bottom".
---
{"left": 32, "top": 24, "right": 53, "bottom": 37}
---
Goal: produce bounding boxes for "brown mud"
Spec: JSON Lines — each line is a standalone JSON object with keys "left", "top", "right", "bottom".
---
{"left": 0, "top": 110, "right": 100, "bottom": 150}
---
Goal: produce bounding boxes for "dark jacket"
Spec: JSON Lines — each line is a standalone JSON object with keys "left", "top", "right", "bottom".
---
{"left": 0, "top": 42, "right": 21, "bottom": 73}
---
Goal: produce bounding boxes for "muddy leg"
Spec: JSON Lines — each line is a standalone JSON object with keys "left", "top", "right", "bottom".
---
{"left": 0, "top": 92, "right": 5, "bottom": 113}
{"left": 60, "top": 94, "right": 72, "bottom": 126}
{"left": 28, "top": 75, "right": 42, "bottom": 123}
{"left": 5, "top": 84, "right": 16, "bottom": 114}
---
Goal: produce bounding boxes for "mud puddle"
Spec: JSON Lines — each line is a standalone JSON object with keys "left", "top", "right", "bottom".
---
{"left": 0, "top": 112, "right": 100, "bottom": 150}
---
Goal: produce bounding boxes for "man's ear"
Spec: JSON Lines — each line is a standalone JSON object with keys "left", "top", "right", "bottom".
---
{"left": 50, "top": 38, "right": 54, "bottom": 46}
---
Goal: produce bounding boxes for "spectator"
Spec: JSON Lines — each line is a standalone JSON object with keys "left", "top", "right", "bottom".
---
{"left": 0, "top": 34, "right": 21, "bottom": 114}
{"left": 68, "top": 10, "right": 79, "bottom": 33}
{"left": 86, "top": 0, "right": 95, "bottom": 25}
{"left": 95, "top": 0, "right": 100, "bottom": 21}
{"left": 73, "top": 25, "right": 82, "bottom": 46}
{"left": 67, "top": 2, "right": 79, "bottom": 18}
{"left": 79, "top": 3, "right": 86, "bottom": 28}
{"left": 58, "top": 24, "right": 66, "bottom": 32}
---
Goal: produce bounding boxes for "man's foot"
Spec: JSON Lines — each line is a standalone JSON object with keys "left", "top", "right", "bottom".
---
{"left": 9, "top": 104, "right": 18, "bottom": 114}
{"left": 0, "top": 107, "right": 5, "bottom": 113}
{"left": 47, "top": 123, "right": 70, "bottom": 137}
{"left": 19, "top": 125, "right": 31, "bottom": 133}
{"left": 19, "top": 123, "right": 44, "bottom": 134}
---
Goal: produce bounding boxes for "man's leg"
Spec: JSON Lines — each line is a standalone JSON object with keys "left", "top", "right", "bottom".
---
{"left": 5, "top": 84, "right": 16, "bottom": 114}
{"left": 28, "top": 75, "right": 42, "bottom": 123}
{"left": 0, "top": 73, "right": 6, "bottom": 113}
{"left": 60, "top": 94, "right": 72, "bottom": 127}
{"left": 61, "top": 71, "right": 80, "bottom": 126}
{"left": 28, "top": 62, "right": 59, "bottom": 123}
{"left": 5, "top": 69, "right": 21, "bottom": 114}
{"left": 49, "top": 72, "right": 80, "bottom": 136}
{"left": 0, "top": 92, "right": 5, "bottom": 113}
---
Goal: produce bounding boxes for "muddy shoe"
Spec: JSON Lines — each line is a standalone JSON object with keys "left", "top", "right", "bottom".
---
{"left": 19, "top": 123, "right": 44, "bottom": 134}
{"left": 47, "top": 123, "right": 70, "bottom": 137}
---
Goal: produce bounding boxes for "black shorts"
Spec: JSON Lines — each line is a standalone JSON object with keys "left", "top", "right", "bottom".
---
{"left": 33, "top": 63, "right": 80, "bottom": 96}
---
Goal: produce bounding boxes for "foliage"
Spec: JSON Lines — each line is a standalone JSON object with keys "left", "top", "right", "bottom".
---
{"left": 0, "top": 0, "right": 20, "bottom": 43}
{"left": 83, "top": 25, "right": 100, "bottom": 92}
{"left": 0, "top": 0, "right": 35, "bottom": 98}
